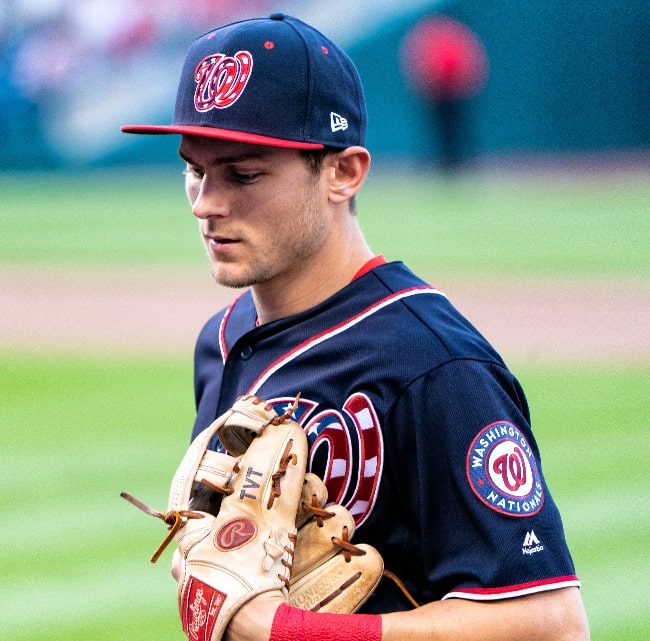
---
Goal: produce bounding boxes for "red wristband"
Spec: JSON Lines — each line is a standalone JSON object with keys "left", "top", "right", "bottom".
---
{"left": 270, "top": 603, "right": 382, "bottom": 641}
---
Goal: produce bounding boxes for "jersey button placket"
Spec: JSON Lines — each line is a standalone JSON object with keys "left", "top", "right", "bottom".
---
{"left": 240, "top": 345, "right": 253, "bottom": 360}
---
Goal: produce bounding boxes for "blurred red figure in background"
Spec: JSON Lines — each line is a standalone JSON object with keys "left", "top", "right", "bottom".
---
{"left": 401, "top": 16, "right": 488, "bottom": 169}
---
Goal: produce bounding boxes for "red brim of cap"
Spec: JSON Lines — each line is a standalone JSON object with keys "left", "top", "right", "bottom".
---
{"left": 120, "top": 124, "right": 325, "bottom": 150}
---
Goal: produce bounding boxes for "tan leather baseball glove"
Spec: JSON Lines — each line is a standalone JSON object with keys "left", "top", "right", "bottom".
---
{"left": 121, "top": 395, "right": 384, "bottom": 641}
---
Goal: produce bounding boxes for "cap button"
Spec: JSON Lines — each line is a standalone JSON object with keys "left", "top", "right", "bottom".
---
{"left": 269, "top": 13, "right": 285, "bottom": 20}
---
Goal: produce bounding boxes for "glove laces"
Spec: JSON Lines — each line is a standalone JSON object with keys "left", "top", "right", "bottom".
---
{"left": 119, "top": 492, "right": 204, "bottom": 563}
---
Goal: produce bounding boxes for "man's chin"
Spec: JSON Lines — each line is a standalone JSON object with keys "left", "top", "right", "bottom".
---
{"left": 211, "top": 266, "right": 260, "bottom": 290}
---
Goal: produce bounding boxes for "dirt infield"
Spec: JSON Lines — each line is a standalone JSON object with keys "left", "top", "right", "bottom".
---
{"left": 2, "top": 266, "right": 648, "bottom": 364}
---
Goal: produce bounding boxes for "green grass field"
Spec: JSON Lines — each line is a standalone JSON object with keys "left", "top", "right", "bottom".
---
{"left": 1, "top": 168, "right": 649, "bottom": 640}
{"left": 2, "top": 166, "right": 649, "bottom": 278}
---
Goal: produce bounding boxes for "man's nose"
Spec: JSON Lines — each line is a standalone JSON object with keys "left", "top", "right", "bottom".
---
{"left": 190, "top": 177, "right": 230, "bottom": 220}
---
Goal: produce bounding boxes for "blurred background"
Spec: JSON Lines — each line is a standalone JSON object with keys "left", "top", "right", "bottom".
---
{"left": 2, "top": 0, "right": 649, "bottom": 169}
{"left": 1, "top": 2, "right": 649, "bottom": 641}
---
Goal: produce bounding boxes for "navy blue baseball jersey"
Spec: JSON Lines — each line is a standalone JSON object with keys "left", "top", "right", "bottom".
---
{"left": 191, "top": 260, "right": 579, "bottom": 613}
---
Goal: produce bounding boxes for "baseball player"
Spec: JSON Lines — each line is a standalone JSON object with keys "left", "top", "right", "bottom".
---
{"left": 122, "top": 13, "right": 589, "bottom": 641}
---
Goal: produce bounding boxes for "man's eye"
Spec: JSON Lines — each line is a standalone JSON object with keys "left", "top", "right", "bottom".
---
{"left": 232, "top": 171, "right": 261, "bottom": 183}
{"left": 183, "top": 166, "right": 204, "bottom": 179}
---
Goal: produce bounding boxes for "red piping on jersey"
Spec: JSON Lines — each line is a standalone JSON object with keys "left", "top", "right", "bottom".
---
{"left": 351, "top": 255, "right": 387, "bottom": 280}
{"left": 219, "top": 291, "right": 247, "bottom": 363}
{"left": 245, "top": 286, "right": 446, "bottom": 395}
{"left": 442, "top": 575, "right": 581, "bottom": 601}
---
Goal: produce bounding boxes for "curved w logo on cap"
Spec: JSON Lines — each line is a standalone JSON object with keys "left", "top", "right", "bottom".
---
{"left": 194, "top": 51, "right": 253, "bottom": 111}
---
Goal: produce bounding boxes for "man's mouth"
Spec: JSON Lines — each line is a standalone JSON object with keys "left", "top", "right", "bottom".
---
{"left": 208, "top": 235, "right": 241, "bottom": 250}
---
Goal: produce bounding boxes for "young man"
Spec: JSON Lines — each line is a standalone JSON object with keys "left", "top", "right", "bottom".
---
{"left": 122, "top": 13, "right": 589, "bottom": 641}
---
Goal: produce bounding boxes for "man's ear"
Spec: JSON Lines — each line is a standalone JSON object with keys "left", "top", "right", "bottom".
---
{"left": 326, "top": 146, "right": 371, "bottom": 205}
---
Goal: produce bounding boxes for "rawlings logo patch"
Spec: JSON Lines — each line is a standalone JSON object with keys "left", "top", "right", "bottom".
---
{"left": 194, "top": 51, "right": 253, "bottom": 111}
{"left": 214, "top": 518, "right": 257, "bottom": 550}
{"left": 466, "top": 421, "right": 544, "bottom": 517}
{"left": 181, "top": 576, "right": 225, "bottom": 641}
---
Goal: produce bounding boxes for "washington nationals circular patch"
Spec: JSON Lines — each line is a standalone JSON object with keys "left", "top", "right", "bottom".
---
{"left": 466, "top": 421, "right": 544, "bottom": 517}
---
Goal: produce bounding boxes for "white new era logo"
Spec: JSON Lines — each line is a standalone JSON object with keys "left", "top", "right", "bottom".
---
{"left": 330, "top": 112, "right": 348, "bottom": 132}
{"left": 523, "top": 530, "right": 540, "bottom": 547}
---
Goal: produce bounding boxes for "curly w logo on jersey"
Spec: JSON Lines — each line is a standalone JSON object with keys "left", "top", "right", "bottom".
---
{"left": 194, "top": 51, "right": 253, "bottom": 111}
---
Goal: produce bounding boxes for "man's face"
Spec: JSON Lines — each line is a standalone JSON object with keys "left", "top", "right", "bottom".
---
{"left": 179, "top": 136, "right": 331, "bottom": 291}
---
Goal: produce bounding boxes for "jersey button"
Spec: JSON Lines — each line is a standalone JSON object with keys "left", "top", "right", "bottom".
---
{"left": 240, "top": 345, "right": 253, "bottom": 360}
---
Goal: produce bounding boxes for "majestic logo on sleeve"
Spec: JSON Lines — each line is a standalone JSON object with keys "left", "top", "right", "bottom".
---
{"left": 194, "top": 51, "right": 253, "bottom": 111}
{"left": 466, "top": 421, "right": 544, "bottom": 517}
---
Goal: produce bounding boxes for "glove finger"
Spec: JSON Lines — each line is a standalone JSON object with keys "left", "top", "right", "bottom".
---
{"left": 217, "top": 395, "right": 283, "bottom": 456}
{"left": 295, "top": 472, "right": 329, "bottom": 528}
{"left": 293, "top": 504, "right": 355, "bottom": 582}
{"left": 289, "top": 543, "right": 384, "bottom": 614}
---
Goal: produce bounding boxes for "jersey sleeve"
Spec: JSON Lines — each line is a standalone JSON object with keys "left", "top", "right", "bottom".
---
{"left": 382, "top": 358, "right": 579, "bottom": 604}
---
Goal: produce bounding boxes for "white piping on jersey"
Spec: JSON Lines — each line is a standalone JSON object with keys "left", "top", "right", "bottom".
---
{"left": 241, "top": 286, "right": 446, "bottom": 395}
{"left": 442, "top": 576, "right": 581, "bottom": 601}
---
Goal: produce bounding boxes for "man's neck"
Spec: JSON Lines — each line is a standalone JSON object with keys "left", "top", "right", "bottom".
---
{"left": 252, "top": 227, "right": 374, "bottom": 325}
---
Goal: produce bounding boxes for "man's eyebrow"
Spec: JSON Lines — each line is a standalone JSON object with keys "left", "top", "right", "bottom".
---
{"left": 178, "top": 150, "right": 193, "bottom": 164}
{"left": 178, "top": 149, "right": 267, "bottom": 165}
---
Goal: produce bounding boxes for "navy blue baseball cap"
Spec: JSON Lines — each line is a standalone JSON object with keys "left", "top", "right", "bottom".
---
{"left": 122, "top": 13, "right": 367, "bottom": 149}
